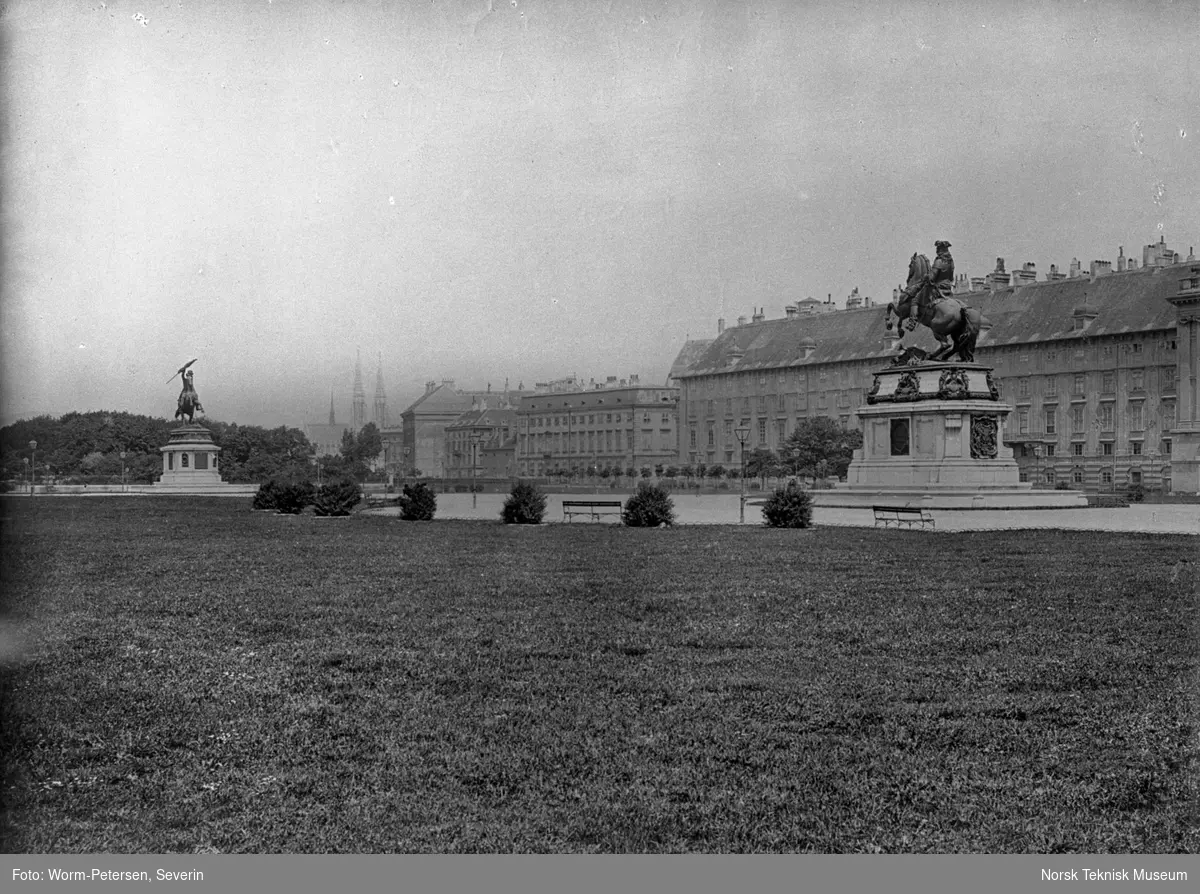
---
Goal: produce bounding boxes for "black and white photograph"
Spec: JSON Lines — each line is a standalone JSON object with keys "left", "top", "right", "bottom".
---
{"left": 1, "top": 0, "right": 1197, "bottom": 878}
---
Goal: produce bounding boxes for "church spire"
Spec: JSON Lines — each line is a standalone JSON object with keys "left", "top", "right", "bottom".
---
{"left": 352, "top": 349, "right": 366, "bottom": 432}
{"left": 373, "top": 353, "right": 387, "bottom": 428}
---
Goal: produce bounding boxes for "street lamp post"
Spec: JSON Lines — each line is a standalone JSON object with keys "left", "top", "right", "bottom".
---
{"left": 470, "top": 433, "right": 482, "bottom": 510}
{"left": 28, "top": 440, "right": 37, "bottom": 495}
{"left": 120, "top": 450, "right": 127, "bottom": 492}
{"left": 734, "top": 427, "right": 750, "bottom": 524}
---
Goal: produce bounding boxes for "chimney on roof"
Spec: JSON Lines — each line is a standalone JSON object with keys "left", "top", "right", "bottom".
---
{"left": 717, "top": 317, "right": 725, "bottom": 334}
{"left": 785, "top": 304, "right": 798, "bottom": 318}
{"left": 737, "top": 315, "right": 747, "bottom": 326}
{"left": 425, "top": 380, "right": 437, "bottom": 393}
{"left": 630, "top": 374, "right": 639, "bottom": 385}
{"left": 1089, "top": 260, "right": 1113, "bottom": 280}
{"left": 1069, "top": 258, "right": 1082, "bottom": 278}
{"left": 751, "top": 307, "right": 765, "bottom": 323}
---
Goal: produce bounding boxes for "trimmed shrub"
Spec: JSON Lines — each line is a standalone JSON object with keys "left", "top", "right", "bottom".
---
{"left": 502, "top": 482, "right": 547, "bottom": 525}
{"left": 761, "top": 481, "right": 814, "bottom": 528}
{"left": 398, "top": 482, "right": 437, "bottom": 521}
{"left": 274, "top": 480, "right": 315, "bottom": 515}
{"left": 1127, "top": 483, "right": 1146, "bottom": 503}
{"left": 312, "top": 479, "right": 363, "bottom": 517}
{"left": 623, "top": 482, "right": 676, "bottom": 527}
{"left": 252, "top": 479, "right": 281, "bottom": 511}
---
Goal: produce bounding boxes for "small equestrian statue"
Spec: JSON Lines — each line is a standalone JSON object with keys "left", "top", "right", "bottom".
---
{"left": 883, "top": 241, "right": 986, "bottom": 362}
{"left": 168, "top": 358, "right": 205, "bottom": 424}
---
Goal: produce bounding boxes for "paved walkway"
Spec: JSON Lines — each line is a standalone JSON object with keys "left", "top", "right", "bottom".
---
{"left": 367, "top": 493, "right": 1200, "bottom": 535}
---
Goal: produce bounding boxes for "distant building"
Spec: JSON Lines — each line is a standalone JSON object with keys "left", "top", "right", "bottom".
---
{"left": 514, "top": 375, "right": 679, "bottom": 478}
{"left": 305, "top": 352, "right": 392, "bottom": 460}
{"left": 400, "top": 380, "right": 526, "bottom": 478}
{"left": 305, "top": 392, "right": 351, "bottom": 458}
{"left": 444, "top": 406, "right": 517, "bottom": 480}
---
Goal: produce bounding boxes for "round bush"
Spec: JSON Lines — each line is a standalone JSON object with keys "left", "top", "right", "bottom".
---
{"left": 398, "top": 481, "right": 437, "bottom": 521}
{"left": 252, "top": 479, "right": 280, "bottom": 511}
{"left": 502, "top": 482, "right": 547, "bottom": 524}
{"left": 274, "top": 480, "right": 315, "bottom": 515}
{"left": 622, "top": 482, "right": 676, "bottom": 527}
{"left": 312, "top": 479, "right": 363, "bottom": 517}
{"left": 761, "top": 481, "right": 814, "bottom": 528}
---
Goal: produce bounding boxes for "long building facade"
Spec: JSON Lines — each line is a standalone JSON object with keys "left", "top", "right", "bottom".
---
{"left": 514, "top": 375, "right": 679, "bottom": 478}
{"left": 674, "top": 245, "right": 1200, "bottom": 494}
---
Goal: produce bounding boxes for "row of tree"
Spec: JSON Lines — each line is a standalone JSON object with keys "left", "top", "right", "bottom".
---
{"left": 0, "top": 412, "right": 369, "bottom": 485}
{"left": 539, "top": 418, "right": 862, "bottom": 484}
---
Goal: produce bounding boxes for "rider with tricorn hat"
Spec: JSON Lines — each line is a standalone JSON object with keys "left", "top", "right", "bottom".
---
{"left": 906, "top": 239, "right": 955, "bottom": 327}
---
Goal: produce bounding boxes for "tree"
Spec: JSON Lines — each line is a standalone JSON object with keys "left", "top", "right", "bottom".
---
{"left": 745, "top": 447, "right": 779, "bottom": 487}
{"left": 783, "top": 416, "right": 863, "bottom": 481}
{"left": 707, "top": 463, "right": 726, "bottom": 479}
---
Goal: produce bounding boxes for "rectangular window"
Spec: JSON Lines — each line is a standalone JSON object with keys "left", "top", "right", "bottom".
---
{"left": 1072, "top": 405, "right": 1085, "bottom": 433}
{"left": 707, "top": 427, "right": 714, "bottom": 447}
{"left": 1163, "top": 402, "right": 1176, "bottom": 430}
{"left": 1128, "top": 402, "right": 1144, "bottom": 430}
{"left": 1073, "top": 469, "right": 1083, "bottom": 484}
{"left": 1019, "top": 377, "right": 1029, "bottom": 397}
{"left": 1102, "top": 441, "right": 1113, "bottom": 456}
{"left": 1045, "top": 376, "right": 1057, "bottom": 395}
{"left": 1130, "top": 368, "right": 1145, "bottom": 391}
{"left": 724, "top": 419, "right": 732, "bottom": 437}
{"left": 706, "top": 400, "right": 714, "bottom": 416}
{"left": 1073, "top": 374, "right": 1086, "bottom": 395}
{"left": 1018, "top": 408, "right": 1030, "bottom": 434}
{"left": 1099, "top": 403, "right": 1114, "bottom": 429}
{"left": 1044, "top": 409, "right": 1056, "bottom": 434}
{"left": 1102, "top": 470, "right": 1113, "bottom": 484}
{"left": 1072, "top": 443, "right": 1084, "bottom": 456}
{"left": 776, "top": 420, "right": 787, "bottom": 443}
{"left": 1101, "top": 371, "right": 1115, "bottom": 392}
{"left": 757, "top": 419, "right": 767, "bottom": 445}
{"left": 1045, "top": 445, "right": 1055, "bottom": 457}
{"left": 1163, "top": 438, "right": 1172, "bottom": 455}
{"left": 1131, "top": 441, "right": 1143, "bottom": 455}
{"left": 1162, "top": 367, "right": 1176, "bottom": 392}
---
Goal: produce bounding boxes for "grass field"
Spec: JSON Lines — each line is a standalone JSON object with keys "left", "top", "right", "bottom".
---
{"left": 1, "top": 497, "right": 1197, "bottom": 853}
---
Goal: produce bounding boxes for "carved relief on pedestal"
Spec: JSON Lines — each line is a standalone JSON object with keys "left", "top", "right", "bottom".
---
{"left": 970, "top": 414, "right": 998, "bottom": 459}
{"left": 894, "top": 371, "right": 921, "bottom": 402}
{"left": 937, "top": 368, "right": 969, "bottom": 400}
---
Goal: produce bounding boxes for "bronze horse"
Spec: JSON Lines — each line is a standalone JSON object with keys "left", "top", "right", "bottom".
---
{"left": 175, "top": 373, "right": 204, "bottom": 424}
{"left": 884, "top": 253, "right": 985, "bottom": 362}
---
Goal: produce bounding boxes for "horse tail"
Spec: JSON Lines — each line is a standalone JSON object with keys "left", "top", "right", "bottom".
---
{"left": 958, "top": 307, "right": 981, "bottom": 361}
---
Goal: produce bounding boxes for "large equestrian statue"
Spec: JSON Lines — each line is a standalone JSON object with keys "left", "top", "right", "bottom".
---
{"left": 168, "top": 359, "right": 204, "bottom": 424}
{"left": 883, "top": 241, "right": 986, "bottom": 362}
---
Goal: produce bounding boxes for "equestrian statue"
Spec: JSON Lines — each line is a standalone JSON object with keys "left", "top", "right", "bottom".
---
{"left": 167, "top": 358, "right": 204, "bottom": 424}
{"left": 883, "top": 240, "right": 986, "bottom": 362}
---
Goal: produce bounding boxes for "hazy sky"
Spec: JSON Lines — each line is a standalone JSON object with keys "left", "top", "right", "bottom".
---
{"left": 2, "top": 0, "right": 1197, "bottom": 428}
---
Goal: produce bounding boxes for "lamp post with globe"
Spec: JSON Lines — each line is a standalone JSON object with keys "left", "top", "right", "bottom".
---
{"left": 734, "top": 426, "right": 750, "bottom": 524}
{"left": 28, "top": 440, "right": 37, "bottom": 495}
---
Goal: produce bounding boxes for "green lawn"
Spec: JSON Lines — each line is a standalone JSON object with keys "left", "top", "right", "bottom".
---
{"left": 1, "top": 497, "right": 1197, "bottom": 853}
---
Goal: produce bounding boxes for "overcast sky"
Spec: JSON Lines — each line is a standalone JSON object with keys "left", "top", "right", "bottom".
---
{"left": 2, "top": 0, "right": 1197, "bottom": 428}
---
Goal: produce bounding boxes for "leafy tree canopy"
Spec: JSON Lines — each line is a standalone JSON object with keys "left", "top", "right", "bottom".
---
{"left": 783, "top": 416, "right": 863, "bottom": 480}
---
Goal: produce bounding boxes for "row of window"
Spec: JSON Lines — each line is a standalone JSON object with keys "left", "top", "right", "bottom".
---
{"left": 518, "top": 431, "right": 673, "bottom": 454}
{"left": 1007, "top": 366, "right": 1176, "bottom": 397}
{"left": 1017, "top": 439, "right": 1171, "bottom": 458}
{"left": 524, "top": 411, "right": 672, "bottom": 428}
{"left": 1014, "top": 401, "right": 1174, "bottom": 434}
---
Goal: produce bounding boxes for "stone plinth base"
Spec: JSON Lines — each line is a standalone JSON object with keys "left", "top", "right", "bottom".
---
{"left": 155, "top": 423, "right": 256, "bottom": 495}
{"left": 830, "top": 361, "right": 1088, "bottom": 509}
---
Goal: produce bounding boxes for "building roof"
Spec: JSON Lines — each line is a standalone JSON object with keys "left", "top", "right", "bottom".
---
{"left": 667, "top": 339, "right": 714, "bottom": 382}
{"left": 445, "top": 407, "right": 516, "bottom": 431}
{"left": 678, "top": 265, "right": 1184, "bottom": 377}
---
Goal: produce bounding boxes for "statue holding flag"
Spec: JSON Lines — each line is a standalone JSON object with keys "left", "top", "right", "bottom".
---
{"left": 167, "top": 359, "right": 204, "bottom": 424}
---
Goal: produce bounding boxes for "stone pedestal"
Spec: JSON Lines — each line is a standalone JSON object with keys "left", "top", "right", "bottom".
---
{"left": 815, "top": 362, "right": 1088, "bottom": 509}
{"left": 155, "top": 424, "right": 257, "bottom": 495}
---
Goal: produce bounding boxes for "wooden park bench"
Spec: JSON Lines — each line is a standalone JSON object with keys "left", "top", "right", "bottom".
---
{"left": 562, "top": 500, "right": 624, "bottom": 522}
{"left": 872, "top": 505, "right": 935, "bottom": 529}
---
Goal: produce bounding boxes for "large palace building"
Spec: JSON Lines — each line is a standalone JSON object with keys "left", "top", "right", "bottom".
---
{"left": 673, "top": 240, "right": 1200, "bottom": 494}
